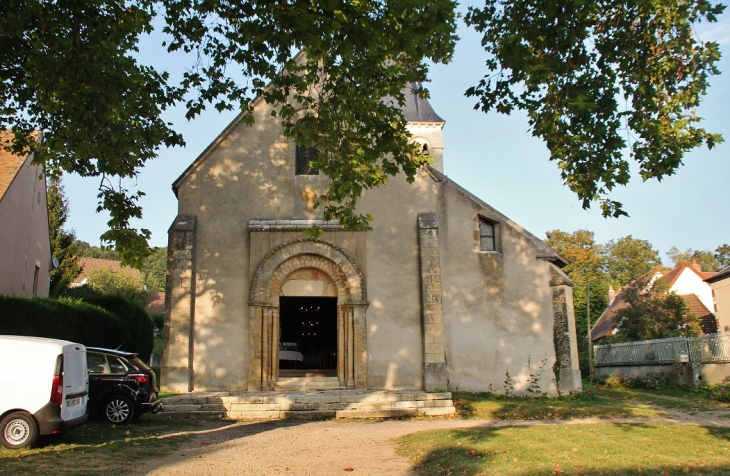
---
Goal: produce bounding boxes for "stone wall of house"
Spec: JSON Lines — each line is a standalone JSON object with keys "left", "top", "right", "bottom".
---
{"left": 167, "top": 94, "right": 576, "bottom": 394}
{"left": 0, "top": 154, "right": 51, "bottom": 297}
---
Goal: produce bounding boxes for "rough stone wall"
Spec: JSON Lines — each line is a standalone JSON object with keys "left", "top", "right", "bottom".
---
{"left": 549, "top": 263, "right": 582, "bottom": 394}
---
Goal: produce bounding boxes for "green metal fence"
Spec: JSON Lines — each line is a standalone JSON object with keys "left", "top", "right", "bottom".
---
{"left": 594, "top": 332, "right": 730, "bottom": 366}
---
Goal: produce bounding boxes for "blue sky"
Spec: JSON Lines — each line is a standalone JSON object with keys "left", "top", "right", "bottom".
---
{"left": 63, "top": 11, "right": 730, "bottom": 266}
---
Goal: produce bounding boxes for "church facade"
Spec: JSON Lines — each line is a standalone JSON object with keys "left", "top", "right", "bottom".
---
{"left": 161, "top": 88, "right": 582, "bottom": 395}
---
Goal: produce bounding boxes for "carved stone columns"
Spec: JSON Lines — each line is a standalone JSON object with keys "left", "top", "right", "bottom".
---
{"left": 417, "top": 213, "right": 449, "bottom": 391}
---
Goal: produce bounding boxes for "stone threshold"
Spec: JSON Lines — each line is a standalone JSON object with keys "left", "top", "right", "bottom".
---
{"left": 159, "top": 390, "right": 455, "bottom": 420}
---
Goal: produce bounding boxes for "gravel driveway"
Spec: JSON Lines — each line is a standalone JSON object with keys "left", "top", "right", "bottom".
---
{"left": 129, "top": 410, "right": 730, "bottom": 476}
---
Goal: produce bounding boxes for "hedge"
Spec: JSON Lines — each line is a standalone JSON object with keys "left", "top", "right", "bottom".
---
{"left": 0, "top": 295, "right": 153, "bottom": 361}
{"left": 81, "top": 295, "right": 154, "bottom": 361}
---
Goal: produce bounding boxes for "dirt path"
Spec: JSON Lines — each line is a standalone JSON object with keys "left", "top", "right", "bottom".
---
{"left": 131, "top": 410, "right": 730, "bottom": 476}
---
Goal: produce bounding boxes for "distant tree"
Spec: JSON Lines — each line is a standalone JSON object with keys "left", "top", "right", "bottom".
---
{"left": 73, "top": 240, "right": 121, "bottom": 260}
{"left": 65, "top": 267, "right": 149, "bottom": 308}
{"left": 667, "top": 246, "right": 721, "bottom": 272}
{"left": 545, "top": 229, "right": 605, "bottom": 282}
{"left": 609, "top": 278, "right": 702, "bottom": 342}
{"left": 47, "top": 177, "right": 80, "bottom": 297}
{"left": 604, "top": 235, "right": 662, "bottom": 286}
{"left": 545, "top": 229, "right": 609, "bottom": 374}
{"left": 714, "top": 244, "right": 730, "bottom": 270}
{"left": 142, "top": 247, "right": 167, "bottom": 292}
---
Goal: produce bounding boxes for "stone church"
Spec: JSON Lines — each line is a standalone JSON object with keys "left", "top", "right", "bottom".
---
{"left": 161, "top": 83, "right": 582, "bottom": 396}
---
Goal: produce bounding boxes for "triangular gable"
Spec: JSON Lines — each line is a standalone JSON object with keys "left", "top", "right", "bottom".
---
{"left": 172, "top": 51, "right": 311, "bottom": 196}
{"left": 426, "top": 166, "right": 568, "bottom": 267}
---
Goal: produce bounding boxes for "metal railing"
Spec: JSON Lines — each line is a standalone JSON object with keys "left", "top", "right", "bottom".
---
{"left": 594, "top": 332, "right": 730, "bottom": 366}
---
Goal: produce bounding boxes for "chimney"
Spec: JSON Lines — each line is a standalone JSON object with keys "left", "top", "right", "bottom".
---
{"left": 691, "top": 258, "right": 702, "bottom": 272}
{"left": 608, "top": 285, "right": 616, "bottom": 305}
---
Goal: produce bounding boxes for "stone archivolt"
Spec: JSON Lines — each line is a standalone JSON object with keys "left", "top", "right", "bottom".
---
{"left": 249, "top": 238, "right": 366, "bottom": 306}
{"left": 247, "top": 238, "right": 368, "bottom": 391}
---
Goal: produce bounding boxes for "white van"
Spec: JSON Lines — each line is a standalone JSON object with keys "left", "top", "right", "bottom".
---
{"left": 0, "top": 336, "right": 89, "bottom": 448}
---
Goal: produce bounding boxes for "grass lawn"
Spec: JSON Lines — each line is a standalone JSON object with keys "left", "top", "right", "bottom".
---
{"left": 0, "top": 417, "right": 218, "bottom": 476}
{"left": 396, "top": 423, "right": 730, "bottom": 475}
{"left": 596, "top": 386, "right": 727, "bottom": 413}
{"left": 452, "top": 391, "right": 665, "bottom": 421}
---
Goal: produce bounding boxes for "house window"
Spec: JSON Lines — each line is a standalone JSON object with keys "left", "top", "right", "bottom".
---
{"left": 32, "top": 265, "right": 40, "bottom": 296}
{"left": 295, "top": 119, "right": 318, "bottom": 175}
{"left": 479, "top": 218, "right": 498, "bottom": 252}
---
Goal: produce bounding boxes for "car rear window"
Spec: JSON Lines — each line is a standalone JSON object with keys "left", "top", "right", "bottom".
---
{"left": 87, "top": 353, "right": 106, "bottom": 374}
{"left": 108, "top": 356, "right": 132, "bottom": 374}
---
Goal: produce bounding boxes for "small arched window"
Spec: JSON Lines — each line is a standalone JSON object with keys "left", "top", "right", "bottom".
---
{"left": 479, "top": 218, "right": 497, "bottom": 252}
{"left": 295, "top": 119, "right": 319, "bottom": 175}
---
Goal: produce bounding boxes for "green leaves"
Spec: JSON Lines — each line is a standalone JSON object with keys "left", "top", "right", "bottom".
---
{"left": 1, "top": 0, "right": 182, "bottom": 266}
{"left": 2, "top": 0, "right": 457, "bottom": 264}
{"left": 162, "top": 0, "right": 457, "bottom": 236}
{"left": 466, "top": 0, "right": 725, "bottom": 217}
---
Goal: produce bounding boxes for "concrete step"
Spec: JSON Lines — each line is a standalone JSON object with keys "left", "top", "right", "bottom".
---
{"left": 275, "top": 377, "right": 341, "bottom": 391}
{"left": 160, "top": 390, "right": 455, "bottom": 420}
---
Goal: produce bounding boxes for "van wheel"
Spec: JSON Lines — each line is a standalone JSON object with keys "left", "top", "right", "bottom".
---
{"left": 104, "top": 396, "right": 134, "bottom": 424}
{"left": 1, "top": 412, "right": 38, "bottom": 449}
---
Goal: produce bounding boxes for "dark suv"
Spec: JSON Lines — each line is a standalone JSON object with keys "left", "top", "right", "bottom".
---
{"left": 86, "top": 347, "right": 162, "bottom": 424}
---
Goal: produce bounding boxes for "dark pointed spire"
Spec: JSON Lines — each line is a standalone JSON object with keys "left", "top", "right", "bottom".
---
{"left": 401, "top": 83, "right": 444, "bottom": 123}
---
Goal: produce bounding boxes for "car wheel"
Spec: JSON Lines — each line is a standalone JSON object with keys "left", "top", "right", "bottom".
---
{"left": 103, "top": 395, "right": 135, "bottom": 424}
{"left": 0, "top": 412, "right": 38, "bottom": 449}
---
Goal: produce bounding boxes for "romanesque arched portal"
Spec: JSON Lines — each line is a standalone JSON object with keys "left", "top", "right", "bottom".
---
{"left": 248, "top": 239, "right": 368, "bottom": 390}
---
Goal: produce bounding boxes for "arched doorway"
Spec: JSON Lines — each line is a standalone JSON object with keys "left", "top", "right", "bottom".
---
{"left": 248, "top": 239, "right": 368, "bottom": 391}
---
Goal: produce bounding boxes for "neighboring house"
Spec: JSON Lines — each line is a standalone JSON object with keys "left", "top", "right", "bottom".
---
{"left": 0, "top": 131, "right": 51, "bottom": 297}
{"left": 591, "top": 261, "right": 718, "bottom": 341}
{"left": 71, "top": 257, "right": 142, "bottom": 288}
{"left": 706, "top": 266, "right": 730, "bottom": 333}
{"left": 162, "top": 68, "right": 582, "bottom": 395}
{"left": 147, "top": 291, "right": 165, "bottom": 314}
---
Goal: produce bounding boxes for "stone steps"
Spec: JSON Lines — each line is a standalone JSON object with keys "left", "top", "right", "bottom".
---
{"left": 275, "top": 376, "right": 341, "bottom": 391}
{"left": 159, "top": 390, "right": 455, "bottom": 420}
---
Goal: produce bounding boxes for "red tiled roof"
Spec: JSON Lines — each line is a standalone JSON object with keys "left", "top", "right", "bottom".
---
{"left": 664, "top": 262, "right": 716, "bottom": 287}
{"left": 74, "top": 257, "right": 142, "bottom": 283}
{"left": 706, "top": 266, "right": 730, "bottom": 284}
{"left": 0, "top": 131, "right": 29, "bottom": 202}
{"left": 591, "top": 262, "right": 716, "bottom": 340}
{"left": 680, "top": 294, "right": 717, "bottom": 334}
{"left": 591, "top": 286, "right": 632, "bottom": 340}
{"left": 147, "top": 292, "right": 165, "bottom": 314}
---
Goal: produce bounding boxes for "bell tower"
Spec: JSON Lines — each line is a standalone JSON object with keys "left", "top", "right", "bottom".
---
{"left": 401, "top": 83, "right": 446, "bottom": 173}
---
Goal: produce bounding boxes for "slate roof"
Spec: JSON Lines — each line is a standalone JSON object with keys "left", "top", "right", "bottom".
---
{"left": 400, "top": 83, "right": 445, "bottom": 123}
{"left": 591, "top": 262, "right": 717, "bottom": 340}
{"left": 0, "top": 131, "right": 28, "bottom": 202}
{"left": 74, "top": 257, "right": 142, "bottom": 284}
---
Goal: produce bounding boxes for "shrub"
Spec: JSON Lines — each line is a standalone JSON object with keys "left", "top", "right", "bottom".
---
{"left": 63, "top": 266, "right": 149, "bottom": 308}
{"left": 699, "top": 383, "right": 730, "bottom": 402}
{"left": 593, "top": 372, "right": 672, "bottom": 390}
{"left": 0, "top": 295, "right": 128, "bottom": 349}
{"left": 81, "top": 295, "right": 154, "bottom": 362}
